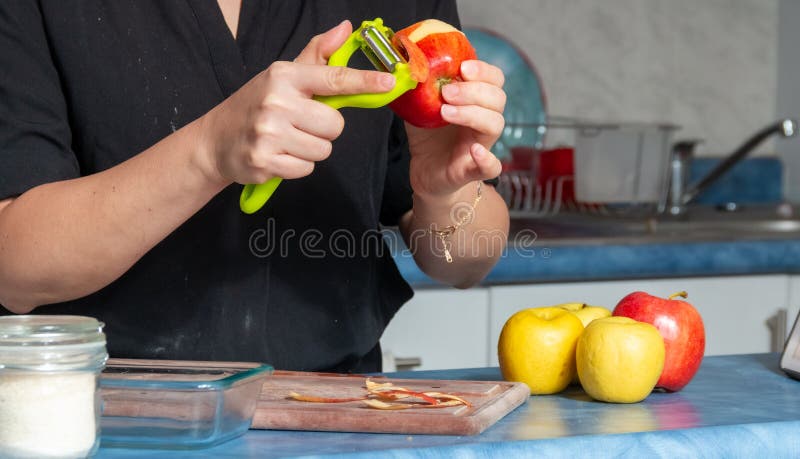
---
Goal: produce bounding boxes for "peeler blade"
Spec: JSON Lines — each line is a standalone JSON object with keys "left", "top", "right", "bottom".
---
{"left": 360, "top": 26, "right": 405, "bottom": 73}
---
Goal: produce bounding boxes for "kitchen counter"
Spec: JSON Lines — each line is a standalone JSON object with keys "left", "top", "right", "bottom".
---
{"left": 97, "top": 353, "right": 800, "bottom": 458}
{"left": 394, "top": 238, "right": 800, "bottom": 287}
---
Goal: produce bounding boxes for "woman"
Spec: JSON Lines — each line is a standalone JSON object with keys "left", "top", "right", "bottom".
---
{"left": 0, "top": 0, "right": 508, "bottom": 372}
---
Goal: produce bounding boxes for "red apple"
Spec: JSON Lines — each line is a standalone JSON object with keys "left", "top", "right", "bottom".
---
{"left": 389, "top": 19, "right": 477, "bottom": 128}
{"left": 613, "top": 291, "right": 705, "bottom": 392}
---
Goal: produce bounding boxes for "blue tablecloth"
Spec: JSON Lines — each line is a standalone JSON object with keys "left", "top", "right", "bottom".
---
{"left": 97, "top": 353, "right": 800, "bottom": 458}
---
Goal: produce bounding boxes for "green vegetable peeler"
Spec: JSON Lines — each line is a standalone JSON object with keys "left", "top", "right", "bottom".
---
{"left": 239, "top": 18, "right": 417, "bottom": 214}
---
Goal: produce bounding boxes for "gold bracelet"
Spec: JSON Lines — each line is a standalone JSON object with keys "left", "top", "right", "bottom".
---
{"left": 428, "top": 182, "right": 483, "bottom": 263}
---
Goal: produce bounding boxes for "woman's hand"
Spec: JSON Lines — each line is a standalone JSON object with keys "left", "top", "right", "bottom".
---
{"left": 400, "top": 60, "right": 508, "bottom": 288}
{"left": 196, "top": 20, "right": 396, "bottom": 187}
{"left": 405, "top": 60, "right": 506, "bottom": 200}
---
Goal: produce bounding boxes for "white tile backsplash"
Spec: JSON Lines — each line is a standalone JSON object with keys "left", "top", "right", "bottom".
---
{"left": 457, "top": 0, "right": 779, "bottom": 157}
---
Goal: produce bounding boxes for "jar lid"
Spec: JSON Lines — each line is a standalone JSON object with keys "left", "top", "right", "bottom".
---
{"left": 0, "top": 315, "right": 105, "bottom": 347}
{"left": 0, "top": 316, "right": 107, "bottom": 371}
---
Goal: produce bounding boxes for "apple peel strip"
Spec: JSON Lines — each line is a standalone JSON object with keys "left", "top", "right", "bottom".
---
{"left": 288, "top": 378, "right": 472, "bottom": 410}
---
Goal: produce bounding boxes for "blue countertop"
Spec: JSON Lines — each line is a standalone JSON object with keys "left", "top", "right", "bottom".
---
{"left": 394, "top": 238, "right": 800, "bottom": 287}
{"left": 97, "top": 353, "right": 800, "bottom": 458}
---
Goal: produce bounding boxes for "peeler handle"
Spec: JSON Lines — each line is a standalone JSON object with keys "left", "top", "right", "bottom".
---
{"left": 314, "top": 21, "right": 417, "bottom": 110}
{"left": 240, "top": 178, "right": 282, "bottom": 215}
{"left": 313, "top": 60, "right": 415, "bottom": 109}
{"left": 239, "top": 18, "right": 417, "bottom": 214}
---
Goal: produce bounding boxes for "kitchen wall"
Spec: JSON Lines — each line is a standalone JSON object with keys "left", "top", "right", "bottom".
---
{"left": 456, "top": 0, "right": 779, "bottom": 158}
{"left": 777, "top": 0, "right": 800, "bottom": 202}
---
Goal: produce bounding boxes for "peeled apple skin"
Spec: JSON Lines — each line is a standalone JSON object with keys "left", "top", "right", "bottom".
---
{"left": 389, "top": 19, "right": 477, "bottom": 128}
{"left": 498, "top": 307, "right": 584, "bottom": 395}
{"left": 576, "top": 316, "right": 666, "bottom": 403}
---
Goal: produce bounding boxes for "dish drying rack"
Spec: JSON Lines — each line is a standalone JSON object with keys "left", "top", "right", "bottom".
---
{"left": 496, "top": 120, "right": 677, "bottom": 218}
{"left": 497, "top": 171, "right": 606, "bottom": 218}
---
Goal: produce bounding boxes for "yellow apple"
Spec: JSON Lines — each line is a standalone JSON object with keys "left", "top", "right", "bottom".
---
{"left": 576, "top": 316, "right": 665, "bottom": 403}
{"left": 553, "top": 303, "right": 612, "bottom": 384}
{"left": 554, "top": 302, "right": 585, "bottom": 312}
{"left": 554, "top": 302, "right": 612, "bottom": 326}
{"left": 498, "top": 307, "right": 584, "bottom": 394}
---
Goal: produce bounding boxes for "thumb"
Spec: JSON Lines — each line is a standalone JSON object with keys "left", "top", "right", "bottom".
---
{"left": 294, "top": 20, "right": 352, "bottom": 65}
{"left": 466, "top": 143, "right": 503, "bottom": 182}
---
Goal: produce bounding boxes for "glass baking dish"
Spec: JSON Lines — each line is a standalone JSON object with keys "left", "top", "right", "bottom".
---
{"left": 99, "top": 358, "right": 272, "bottom": 449}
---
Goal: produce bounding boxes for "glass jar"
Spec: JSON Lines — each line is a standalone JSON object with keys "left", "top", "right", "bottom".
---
{"left": 0, "top": 315, "right": 107, "bottom": 458}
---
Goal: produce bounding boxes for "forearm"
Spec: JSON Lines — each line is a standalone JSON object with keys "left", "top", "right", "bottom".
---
{"left": 401, "top": 181, "right": 509, "bottom": 288}
{"left": 0, "top": 118, "right": 228, "bottom": 312}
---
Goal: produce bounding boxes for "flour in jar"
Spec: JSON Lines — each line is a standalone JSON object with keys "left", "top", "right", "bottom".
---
{"left": 0, "top": 372, "right": 98, "bottom": 458}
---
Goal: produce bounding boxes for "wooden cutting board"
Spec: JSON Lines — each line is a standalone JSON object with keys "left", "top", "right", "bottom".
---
{"left": 252, "top": 371, "right": 529, "bottom": 436}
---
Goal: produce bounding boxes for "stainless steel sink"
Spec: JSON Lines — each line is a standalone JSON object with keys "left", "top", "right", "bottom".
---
{"left": 509, "top": 204, "right": 800, "bottom": 246}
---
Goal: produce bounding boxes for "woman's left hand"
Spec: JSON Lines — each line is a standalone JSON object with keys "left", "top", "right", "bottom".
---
{"left": 405, "top": 59, "right": 506, "bottom": 199}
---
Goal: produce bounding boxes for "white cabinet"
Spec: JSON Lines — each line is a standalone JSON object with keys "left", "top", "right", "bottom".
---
{"left": 383, "top": 275, "right": 795, "bottom": 371}
{"left": 380, "top": 288, "right": 489, "bottom": 371}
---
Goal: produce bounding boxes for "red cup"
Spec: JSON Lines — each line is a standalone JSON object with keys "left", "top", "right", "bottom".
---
{"left": 536, "top": 147, "right": 575, "bottom": 204}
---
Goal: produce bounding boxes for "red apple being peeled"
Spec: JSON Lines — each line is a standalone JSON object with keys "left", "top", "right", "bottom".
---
{"left": 613, "top": 291, "right": 705, "bottom": 392}
{"left": 389, "top": 19, "right": 477, "bottom": 128}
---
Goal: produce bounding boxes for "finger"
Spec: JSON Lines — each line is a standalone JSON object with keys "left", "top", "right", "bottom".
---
{"left": 261, "top": 152, "right": 317, "bottom": 180}
{"left": 460, "top": 60, "right": 505, "bottom": 88}
{"left": 293, "top": 63, "right": 395, "bottom": 97}
{"left": 441, "top": 81, "right": 506, "bottom": 113}
{"left": 468, "top": 143, "right": 503, "bottom": 180}
{"left": 256, "top": 128, "right": 333, "bottom": 163}
{"left": 453, "top": 144, "right": 502, "bottom": 184}
{"left": 295, "top": 20, "right": 352, "bottom": 65}
{"left": 290, "top": 99, "right": 345, "bottom": 140}
{"left": 239, "top": 151, "right": 316, "bottom": 184}
{"left": 440, "top": 104, "right": 505, "bottom": 138}
{"left": 254, "top": 149, "right": 314, "bottom": 183}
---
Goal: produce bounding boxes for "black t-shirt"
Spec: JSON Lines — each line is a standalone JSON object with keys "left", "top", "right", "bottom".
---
{"left": 0, "top": 1, "right": 460, "bottom": 372}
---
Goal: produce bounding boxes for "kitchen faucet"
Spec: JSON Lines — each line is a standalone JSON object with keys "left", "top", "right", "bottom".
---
{"left": 667, "top": 118, "right": 797, "bottom": 216}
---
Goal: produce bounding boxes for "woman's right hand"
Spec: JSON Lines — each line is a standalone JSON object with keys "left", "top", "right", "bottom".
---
{"left": 196, "top": 20, "right": 396, "bottom": 187}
